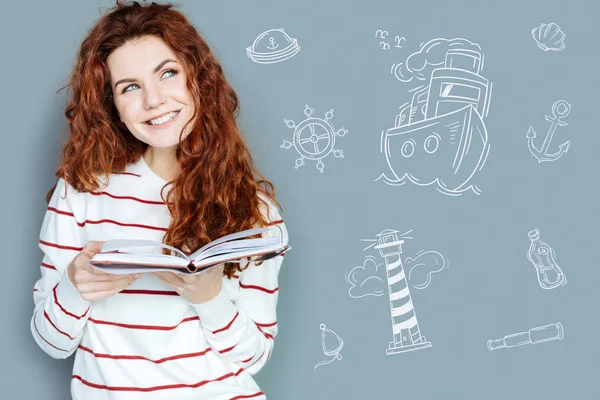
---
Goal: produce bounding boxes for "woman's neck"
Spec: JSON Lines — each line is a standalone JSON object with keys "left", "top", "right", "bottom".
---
{"left": 143, "top": 147, "right": 181, "bottom": 182}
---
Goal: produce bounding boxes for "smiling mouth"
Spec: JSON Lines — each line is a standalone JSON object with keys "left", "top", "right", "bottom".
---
{"left": 145, "top": 110, "right": 181, "bottom": 126}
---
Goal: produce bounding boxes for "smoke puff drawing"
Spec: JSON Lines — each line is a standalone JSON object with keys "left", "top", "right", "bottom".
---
{"left": 346, "top": 256, "right": 385, "bottom": 298}
{"left": 406, "top": 250, "right": 448, "bottom": 290}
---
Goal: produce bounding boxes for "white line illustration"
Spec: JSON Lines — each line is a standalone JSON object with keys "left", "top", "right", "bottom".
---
{"left": 346, "top": 255, "right": 385, "bottom": 298}
{"left": 532, "top": 22, "right": 566, "bottom": 52}
{"left": 376, "top": 38, "right": 492, "bottom": 196}
{"left": 395, "top": 36, "right": 406, "bottom": 48}
{"left": 281, "top": 105, "right": 347, "bottom": 173}
{"left": 526, "top": 100, "right": 571, "bottom": 163}
{"left": 406, "top": 250, "right": 448, "bottom": 290}
{"left": 375, "top": 29, "right": 405, "bottom": 50}
{"left": 369, "top": 229, "right": 432, "bottom": 355}
{"left": 314, "top": 323, "right": 344, "bottom": 369}
{"left": 376, "top": 29, "right": 389, "bottom": 50}
{"left": 526, "top": 228, "right": 567, "bottom": 290}
{"left": 347, "top": 244, "right": 448, "bottom": 296}
{"left": 246, "top": 28, "right": 300, "bottom": 64}
{"left": 488, "top": 322, "right": 564, "bottom": 351}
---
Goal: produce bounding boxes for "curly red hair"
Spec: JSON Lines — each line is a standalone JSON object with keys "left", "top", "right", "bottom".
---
{"left": 46, "top": 0, "right": 281, "bottom": 279}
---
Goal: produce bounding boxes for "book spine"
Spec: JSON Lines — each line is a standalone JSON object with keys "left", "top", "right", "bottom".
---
{"left": 186, "top": 261, "right": 198, "bottom": 273}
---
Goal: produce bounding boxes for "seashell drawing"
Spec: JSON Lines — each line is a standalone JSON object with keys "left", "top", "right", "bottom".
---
{"left": 531, "top": 22, "right": 566, "bottom": 52}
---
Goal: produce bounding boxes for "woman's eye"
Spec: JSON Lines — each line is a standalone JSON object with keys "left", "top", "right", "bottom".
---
{"left": 123, "top": 83, "right": 140, "bottom": 93}
{"left": 163, "top": 69, "right": 178, "bottom": 79}
{"left": 121, "top": 69, "right": 179, "bottom": 94}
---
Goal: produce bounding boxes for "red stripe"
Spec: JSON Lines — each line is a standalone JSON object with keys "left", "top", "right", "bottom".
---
{"left": 255, "top": 324, "right": 275, "bottom": 340}
{"left": 260, "top": 331, "right": 274, "bottom": 340}
{"left": 52, "top": 283, "right": 90, "bottom": 319}
{"left": 266, "top": 219, "right": 283, "bottom": 226}
{"left": 40, "top": 240, "right": 83, "bottom": 252}
{"left": 78, "top": 344, "right": 212, "bottom": 363}
{"left": 212, "top": 312, "right": 239, "bottom": 334}
{"left": 217, "top": 344, "right": 235, "bottom": 354}
{"left": 245, "top": 351, "right": 265, "bottom": 369}
{"left": 239, "top": 282, "right": 279, "bottom": 294}
{"left": 81, "top": 218, "right": 167, "bottom": 231}
{"left": 255, "top": 321, "right": 277, "bottom": 328}
{"left": 89, "top": 191, "right": 165, "bottom": 205}
{"left": 44, "top": 309, "right": 76, "bottom": 340}
{"left": 120, "top": 289, "right": 179, "bottom": 296}
{"left": 47, "top": 206, "right": 75, "bottom": 218}
{"left": 41, "top": 262, "right": 56, "bottom": 270}
{"left": 230, "top": 392, "right": 265, "bottom": 400}
{"left": 265, "top": 347, "right": 272, "bottom": 362}
{"left": 33, "top": 311, "right": 70, "bottom": 353}
{"left": 241, "top": 355, "right": 253, "bottom": 363}
{"left": 115, "top": 171, "right": 141, "bottom": 177}
{"left": 47, "top": 207, "right": 167, "bottom": 231}
{"left": 72, "top": 367, "right": 245, "bottom": 392}
{"left": 88, "top": 315, "right": 199, "bottom": 330}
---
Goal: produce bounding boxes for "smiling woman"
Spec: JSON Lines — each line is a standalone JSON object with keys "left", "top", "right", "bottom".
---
{"left": 108, "top": 36, "right": 196, "bottom": 179}
{"left": 30, "top": 1, "right": 288, "bottom": 399}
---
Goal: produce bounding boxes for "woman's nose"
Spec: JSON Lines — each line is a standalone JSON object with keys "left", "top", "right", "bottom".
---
{"left": 143, "top": 82, "right": 167, "bottom": 109}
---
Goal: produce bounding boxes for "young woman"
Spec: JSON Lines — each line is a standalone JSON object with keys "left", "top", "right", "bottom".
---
{"left": 30, "top": 1, "right": 288, "bottom": 399}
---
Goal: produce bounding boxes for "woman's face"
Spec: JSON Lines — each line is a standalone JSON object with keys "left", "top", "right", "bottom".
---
{"left": 108, "top": 35, "right": 195, "bottom": 150}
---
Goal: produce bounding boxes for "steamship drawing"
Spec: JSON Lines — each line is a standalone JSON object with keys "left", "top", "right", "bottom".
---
{"left": 377, "top": 38, "right": 493, "bottom": 196}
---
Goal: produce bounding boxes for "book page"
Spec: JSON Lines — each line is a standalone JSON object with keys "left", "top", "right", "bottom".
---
{"left": 100, "top": 239, "right": 189, "bottom": 260}
{"left": 88, "top": 244, "right": 289, "bottom": 274}
{"left": 90, "top": 264, "right": 189, "bottom": 274}
{"left": 90, "top": 253, "right": 189, "bottom": 267}
{"left": 89, "top": 263, "right": 224, "bottom": 275}
{"left": 190, "top": 227, "right": 270, "bottom": 259}
{"left": 194, "top": 237, "right": 279, "bottom": 261}
{"left": 193, "top": 243, "right": 288, "bottom": 268}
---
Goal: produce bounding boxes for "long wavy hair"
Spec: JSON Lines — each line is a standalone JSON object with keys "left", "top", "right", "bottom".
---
{"left": 46, "top": 0, "right": 281, "bottom": 278}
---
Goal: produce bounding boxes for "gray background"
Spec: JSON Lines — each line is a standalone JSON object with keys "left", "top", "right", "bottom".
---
{"left": 2, "top": 0, "right": 598, "bottom": 398}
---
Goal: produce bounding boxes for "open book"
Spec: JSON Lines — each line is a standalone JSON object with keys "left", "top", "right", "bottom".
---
{"left": 89, "top": 226, "right": 290, "bottom": 275}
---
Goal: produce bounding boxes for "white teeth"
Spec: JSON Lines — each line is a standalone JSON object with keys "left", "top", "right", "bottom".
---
{"left": 147, "top": 111, "right": 179, "bottom": 125}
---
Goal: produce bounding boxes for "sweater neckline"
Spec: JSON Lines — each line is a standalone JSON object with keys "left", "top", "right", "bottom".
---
{"left": 137, "top": 154, "right": 169, "bottom": 188}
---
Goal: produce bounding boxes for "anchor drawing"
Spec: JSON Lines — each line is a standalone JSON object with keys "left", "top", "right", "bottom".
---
{"left": 526, "top": 100, "right": 571, "bottom": 163}
{"left": 267, "top": 37, "right": 279, "bottom": 50}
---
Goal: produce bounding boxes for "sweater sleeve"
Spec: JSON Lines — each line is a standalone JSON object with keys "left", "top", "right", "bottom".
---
{"left": 30, "top": 177, "right": 91, "bottom": 359}
{"left": 191, "top": 197, "right": 289, "bottom": 375}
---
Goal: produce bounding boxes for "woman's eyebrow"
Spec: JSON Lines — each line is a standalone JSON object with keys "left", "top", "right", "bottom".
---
{"left": 113, "top": 59, "right": 178, "bottom": 89}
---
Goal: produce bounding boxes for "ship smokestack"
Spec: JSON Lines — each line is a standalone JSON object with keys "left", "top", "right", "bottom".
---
{"left": 444, "top": 48, "right": 481, "bottom": 74}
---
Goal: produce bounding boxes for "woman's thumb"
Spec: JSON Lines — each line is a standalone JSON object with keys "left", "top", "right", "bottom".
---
{"left": 84, "top": 241, "right": 106, "bottom": 255}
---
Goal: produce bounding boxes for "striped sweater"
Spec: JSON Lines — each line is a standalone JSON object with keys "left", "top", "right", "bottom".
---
{"left": 31, "top": 155, "right": 288, "bottom": 399}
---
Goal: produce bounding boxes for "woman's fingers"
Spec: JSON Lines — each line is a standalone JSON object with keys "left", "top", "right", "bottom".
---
{"left": 77, "top": 275, "right": 137, "bottom": 294}
{"left": 81, "top": 240, "right": 106, "bottom": 258}
{"left": 73, "top": 267, "right": 137, "bottom": 283}
{"left": 153, "top": 271, "right": 184, "bottom": 283}
{"left": 81, "top": 285, "right": 133, "bottom": 302}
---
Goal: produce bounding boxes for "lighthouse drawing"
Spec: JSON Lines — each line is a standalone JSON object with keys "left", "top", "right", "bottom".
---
{"left": 373, "top": 229, "right": 432, "bottom": 355}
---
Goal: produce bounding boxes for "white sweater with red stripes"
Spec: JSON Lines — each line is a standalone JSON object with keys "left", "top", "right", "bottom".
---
{"left": 30, "top": 155, "right": 288, "bottom": 400}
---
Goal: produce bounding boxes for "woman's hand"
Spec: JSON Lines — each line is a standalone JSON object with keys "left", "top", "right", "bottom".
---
{"left": 152, "top": 263, "right": 225, "bottom": 304}
{"left": 67, "top": 240, "right": 140, "bottom": 302}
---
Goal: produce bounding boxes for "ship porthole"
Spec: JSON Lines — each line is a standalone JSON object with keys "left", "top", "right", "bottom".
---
{"left": 401, "top": 139, "right": 415, "bottom": 157}
{"left": 424, "top": 134, "right": 440, "bottom": 154}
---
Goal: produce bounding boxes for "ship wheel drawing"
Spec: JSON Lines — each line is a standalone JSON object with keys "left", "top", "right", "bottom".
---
{"left": 281, "top": 104, "right": 347, "bottom": 173}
